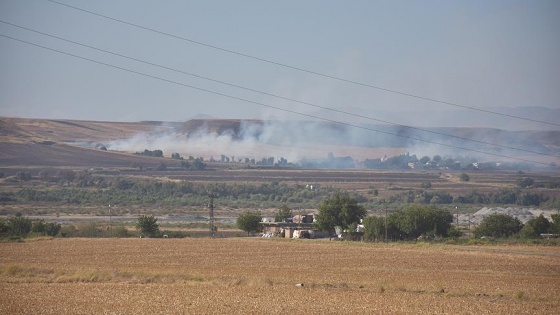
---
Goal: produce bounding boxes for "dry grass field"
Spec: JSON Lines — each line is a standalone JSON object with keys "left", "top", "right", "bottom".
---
{"left": 1, "top": 238, "right": 559, "bottom": 314}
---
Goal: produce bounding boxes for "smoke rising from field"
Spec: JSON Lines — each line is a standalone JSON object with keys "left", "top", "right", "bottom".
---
{"left": 107, "top": 120, "right": 369, "bottom": 163}
{"left": 105, "top": 119, "right": 559, "bottom": 167}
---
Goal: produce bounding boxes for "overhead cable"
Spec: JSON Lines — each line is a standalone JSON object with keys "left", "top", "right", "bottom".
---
{"left": 44, "top": 0, "right": 560, "bottom": 128}
{"left": 0, "top": 19, "right": 555, "bottom": 159}
{"left": 0, "top": 33, "right": 555, "bottom": 166}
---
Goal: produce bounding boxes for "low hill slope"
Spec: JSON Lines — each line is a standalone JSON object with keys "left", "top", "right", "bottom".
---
{"left": 0, "top": 117, "right": 176, "bottom": 169}
{"left": 0, "top": 142, "right": 168, "bottom": 169}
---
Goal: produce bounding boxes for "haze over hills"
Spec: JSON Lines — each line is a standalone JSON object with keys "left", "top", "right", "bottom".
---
{"left": 0, "top": 116, "right": 559, "bottom": 170}
{"left": 308, "top": 106, "right": 560, "bottom": 131}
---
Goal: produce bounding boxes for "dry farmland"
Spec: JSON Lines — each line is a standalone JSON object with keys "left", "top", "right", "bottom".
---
{"left": 1, "top": 238, "right": 559, "bottom": 314}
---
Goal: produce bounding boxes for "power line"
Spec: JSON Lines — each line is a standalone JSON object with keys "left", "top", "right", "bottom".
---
{"left": 1, "top": 19, "right": 555, "bottom": 159}
{"left": 44, "top": 0, "right": 560, "bottom": 128}
{"left": 0, "top": 33, "right": 556, "bottom": 166}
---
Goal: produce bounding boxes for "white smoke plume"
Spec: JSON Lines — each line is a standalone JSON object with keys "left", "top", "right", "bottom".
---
{"left": 104, "top": 119, "right": 558, "bottom": 167}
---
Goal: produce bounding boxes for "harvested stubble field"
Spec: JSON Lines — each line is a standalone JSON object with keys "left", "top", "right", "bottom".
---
{"left": 1, "top": 238, "right": 559, "bottom": 314}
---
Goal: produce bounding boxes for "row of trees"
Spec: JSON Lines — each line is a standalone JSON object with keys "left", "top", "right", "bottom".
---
{"left": 4, "top": 202, "right": 557, "bottom": 241}
{"left": 0, "top": 214, "right": 180, "bottom": 239}
{"left": 132, "top": 149, "right": 292, "bottom": 168}
{"left": 6, "top": 181, "right": 333, "bottom": 210}
{"left": 236, "top": 193, "right": 560, "bottom": 241}
{"left": 9, "top": 176, "right": 554, "bottom": 212}
{"left": 389, "top": 188, "right": 549, "bottom": 206}
{"left": 0, "top": 215, "right": 61, "bottom": 238}
{"left": 134, "top": 149, "right": 163, "bottom": 157}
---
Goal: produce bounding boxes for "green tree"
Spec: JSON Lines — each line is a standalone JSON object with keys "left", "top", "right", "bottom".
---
{"left": 236, "top": 211, "right": 262, "bottom": 236}
{"left": 520, "top": 214, "right": 550, "bottom": 238}
{"left": 363, "top": 216, "right": 385, "bottom": 241}
{"left": 136, "top": 215, "right": 160, "bottom": 237}
{"left": 314, "top": 193, "right": 366, "bottom": 239}
{"left": 474, "top": 213, "right": 523, "bottom": 238}
{"left": 460, "top": 173, "right": 470, "bottom": 182}
{"left": 391, "top": 205, "right": 453, "bottom": 239}
{"left": 8, "top": 216, "right": 33, "bottom": 237}
{"left": 363, "top": 213, "right": 402, "bottom": 241}
{"left": 274, "top": 205, "right": 293, "bottom": 222}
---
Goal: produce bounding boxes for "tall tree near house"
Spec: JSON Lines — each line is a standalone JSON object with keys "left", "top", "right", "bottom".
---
{"left": 314, "top": 193, "right": 366, "bottom": 239}
{"left": 237, "top": 211, "right": 262, "bottom": 236}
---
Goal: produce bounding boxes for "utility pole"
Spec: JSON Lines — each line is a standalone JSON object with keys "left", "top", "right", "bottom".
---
{"left": 455, "top": 206, "right": 459, "bottom": 225}
{"left": 208, "top": 192, "right": 217, "bottom": 238}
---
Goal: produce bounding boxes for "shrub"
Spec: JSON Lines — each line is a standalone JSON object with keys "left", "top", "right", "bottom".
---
{"left": 111, "top": 226, "right": 130, "bottom": 238}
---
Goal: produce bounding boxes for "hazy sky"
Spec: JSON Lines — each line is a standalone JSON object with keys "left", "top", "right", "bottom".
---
{"left": 1, "top": 0, "right": 559, "bottom": 124}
